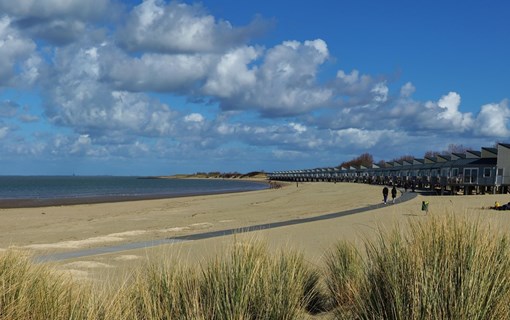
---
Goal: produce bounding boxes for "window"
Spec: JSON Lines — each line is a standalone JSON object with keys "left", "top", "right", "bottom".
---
{"left": 483, "top": 168, "right": 491, "bottom": 177}
{"left": 464, "top": 168, "right": 478, "bottom": 184}
{"left": 498, "top": 168, "right": 504, "bottom": 176}
{"left": 452, "top": 168, "right": 459, "bottom": 177}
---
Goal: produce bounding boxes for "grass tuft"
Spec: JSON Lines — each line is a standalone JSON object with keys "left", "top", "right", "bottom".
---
{"left": 326, "top": 216, "right": 510, "bottom": 319}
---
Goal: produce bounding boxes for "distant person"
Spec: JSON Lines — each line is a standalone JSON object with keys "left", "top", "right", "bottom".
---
{"left": 382, "top": 186, "right": 389, "bottom": 204}
{"left": 391, "top": 186, "right": 397, "bottom": 204}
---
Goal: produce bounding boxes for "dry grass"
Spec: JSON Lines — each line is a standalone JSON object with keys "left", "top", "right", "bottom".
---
{"left": 3, "top": 215, "right": 510, "bottom": 319}
{"left": 126, "top": 242, "right": 319, "bottom": 319}
{"left": 325, "top": 215, "right": 510, "bottom": 319}
{"left": 0, "top": 251, "right": 92, "bottom": 319}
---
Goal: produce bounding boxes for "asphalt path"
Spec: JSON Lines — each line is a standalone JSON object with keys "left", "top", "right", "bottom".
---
{"left": 35, "top": 190, "right": 418, "bottom": 262}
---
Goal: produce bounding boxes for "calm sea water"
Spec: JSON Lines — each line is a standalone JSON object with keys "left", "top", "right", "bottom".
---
{"left": 0, "top": 176, "right": 267, "bottom": 200}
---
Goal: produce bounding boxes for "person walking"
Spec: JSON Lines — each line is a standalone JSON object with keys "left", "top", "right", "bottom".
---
{"left": 391, "top": 186, "right": 397, "bottom": 204}
{"left": 382, "top": 186, "right": 389, "bottom": 204}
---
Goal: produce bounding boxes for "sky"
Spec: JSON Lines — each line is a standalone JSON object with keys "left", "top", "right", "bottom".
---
{"left": 0, "top": 0, "right": 509, "bottom": 176}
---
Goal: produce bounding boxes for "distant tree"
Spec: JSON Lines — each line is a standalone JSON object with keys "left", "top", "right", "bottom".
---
{"left": 424, "top": 150, "right": 441, "bottom": 158}
{"left": 446, "top": 144, "right": 471, "bottom": 154}
{"left": 339, "top": 153, "right": 374, "bottom": 168}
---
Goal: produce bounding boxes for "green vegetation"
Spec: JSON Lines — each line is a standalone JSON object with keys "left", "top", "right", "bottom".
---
{"left": 2, "top": 216, "right": 510, "bottom": 319}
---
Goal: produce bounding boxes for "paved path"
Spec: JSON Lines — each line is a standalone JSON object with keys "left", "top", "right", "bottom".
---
{"left": 36, "top": 191, "right": 418, "bottom": 262}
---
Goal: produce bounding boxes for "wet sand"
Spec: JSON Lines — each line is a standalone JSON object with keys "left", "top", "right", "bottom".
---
{"left": 1, "top": 182, "right": 509, "bottom": 281}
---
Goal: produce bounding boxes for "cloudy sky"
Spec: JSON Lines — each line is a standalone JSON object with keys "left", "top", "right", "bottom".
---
{"left": 0, "top": 0, "right": 509, "bottom": 175}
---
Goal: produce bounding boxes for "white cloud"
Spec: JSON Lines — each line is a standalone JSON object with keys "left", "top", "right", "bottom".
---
{"left": 423, "top": 92, "right": 474, "bottom": 132}
{"left": 371, "top": 82, "right": 388, "bottom": 103}
{"left": 0, "top": 16, "right": 36, "bottom": 85}
{"left": 289, "top": 122, "right": 307, "bottom": 134}
{"left": 400, "top": 82, "right": 415, "bottom": 98}
{"left": 19, "top": 114, "right": 39, "bottom": 123}
{"left": 70, "top": 134, "right": 92, "bottom": 154}
{"left": 209, "top": 39, "right": 333, "bottom": 116}
{"left": 111, "top": 52, "right": 215, "bottom": 92}
{"left": 203, "top": 46, "right": 259, "bottom": 97}
{"left": 117, "top": 0, "right": 269, "bottom": 53}
{"left": 0, "top": 0, "right": 110, "bottom": 19}
{"left": 184, "top": 113, "right": 205, "bottom": 123}
{"left": 329, "top": 128, "right": 394, "bottom": 148}
{"left": 474, "top": 100, "right": 510, "bottom": 137}
{"left": 337, "top": 69, "right": 360, "bottom": 85}
{"left": 0, "top": 0, "right": 112, "bottom": 44}
{"left": 44, "top": 43, "right": 179, "bottom": 137}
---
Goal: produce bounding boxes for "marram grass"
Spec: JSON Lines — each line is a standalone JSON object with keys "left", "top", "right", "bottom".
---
{"left": 120, "top": 241, "right": 320, "bottom": 319}
{"left": 0, "top": 250, "right": 92, "bottom": 320}
{"left": 2, "top": 216, "right": 510, "bottom": 319}
{"left": 326, "top": 216, "right": 510, "bottom": 320}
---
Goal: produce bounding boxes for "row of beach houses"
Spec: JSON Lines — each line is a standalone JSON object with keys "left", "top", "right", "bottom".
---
{"left": 268, "top": 143, "right": 510, "bottom": 195}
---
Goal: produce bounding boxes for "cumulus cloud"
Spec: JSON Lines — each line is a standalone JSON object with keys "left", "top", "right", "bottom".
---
{"left": 207, "top": 39, "right": 333, "bottom": 116}
{"left": 400, "top": 82, "right": 416, "bottom": 98}
{"left": 371, "top": 82, "right": 389, "bottom": 103}
{"left": 117, "top": 0, "right": 270, "bottom": 53}
{"left": 184, "top": 113, "right": 205, "bottom": 123}
{"left": 44, "top": 42, "right": 179, "bottom": 137}
{"left": 0, "top": 16, "right": 37, "bottom": 85}
{"left": 0, "top": 0, "right": 112, "bottom": 44}
{"left": 421, "top": 92, "right": 474, "bottom": 132}
{"left": 0, "top": 0, "right": 110, "bottom": 19}
{"left": 474, "top": 100, "right": 510, "bottom": 137}
{"left": 105, "top": 50, "right": 215, "bottom": 92}
{"left": 329, "top": 128, "right": 399, "bottom": 149}
{"left": 334, "top": 69, "right": 376, "bottom": 96}
{"left": 203, "top": 46, "right": 259, "bottom": 97}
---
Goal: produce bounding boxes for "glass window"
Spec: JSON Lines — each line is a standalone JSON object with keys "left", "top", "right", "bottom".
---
{"left": 464, "top": 168, "right": 478, "bottom": 184}
{"left": 484, "top": 168, "right": 491, "bottom": 177}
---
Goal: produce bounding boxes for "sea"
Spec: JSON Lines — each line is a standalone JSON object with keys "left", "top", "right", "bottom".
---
{"left": 0, "top": 176, "right": 268, "bottom": 204}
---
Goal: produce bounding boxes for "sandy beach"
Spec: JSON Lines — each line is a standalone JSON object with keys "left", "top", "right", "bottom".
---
{"left": 2, "top": 182, "right": 510, "bottom": 281}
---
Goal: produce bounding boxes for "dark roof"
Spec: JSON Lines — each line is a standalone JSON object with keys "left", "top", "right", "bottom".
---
{"left": 466, "top": 150, "right": 481, "bottom": 158}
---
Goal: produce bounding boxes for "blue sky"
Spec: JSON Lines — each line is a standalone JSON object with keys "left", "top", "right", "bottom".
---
{"left": 0, "top": 0, "right": 509, "bottom": 175}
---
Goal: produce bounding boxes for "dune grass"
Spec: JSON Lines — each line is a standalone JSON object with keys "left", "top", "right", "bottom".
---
{"left": 0, "top": 250, "right": 93, "bottom": 319}
{"left": 116, "top": 242, "right": 320, "bottom": 319}
{"left": 325, "top": 216, "right": 510, "bottom": 319}
{"left": 2, "top": 216, "right": 510, "bottom": 319}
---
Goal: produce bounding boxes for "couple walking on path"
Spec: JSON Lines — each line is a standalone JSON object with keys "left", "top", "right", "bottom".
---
{"left": 383, "top": 185, "right": 397, "bottom": 204}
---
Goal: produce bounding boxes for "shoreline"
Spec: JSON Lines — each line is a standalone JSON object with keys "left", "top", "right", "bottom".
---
{"left": 0, "top": 186, "right": 270, "bottom": 209}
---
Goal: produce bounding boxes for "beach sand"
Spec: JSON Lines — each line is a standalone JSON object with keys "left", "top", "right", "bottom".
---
{"left": 1, "top": 182, "right": 510, "bottom": 281}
